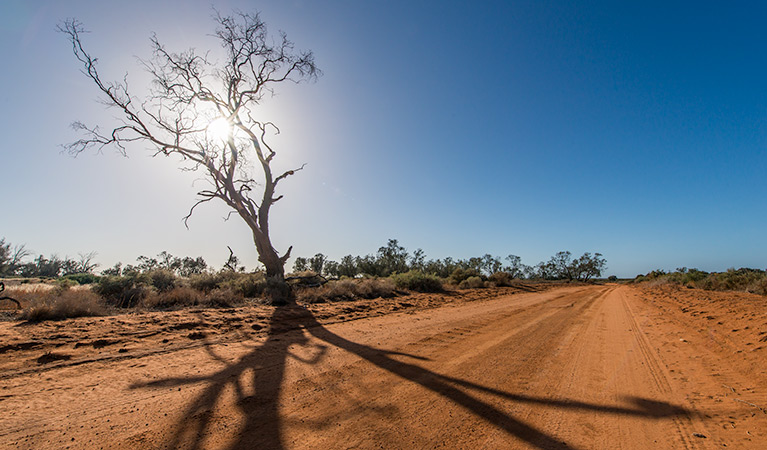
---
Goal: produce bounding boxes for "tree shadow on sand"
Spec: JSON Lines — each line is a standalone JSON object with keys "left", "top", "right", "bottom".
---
{"left": 132, "top": 303, "right": 693, "bottom": 450}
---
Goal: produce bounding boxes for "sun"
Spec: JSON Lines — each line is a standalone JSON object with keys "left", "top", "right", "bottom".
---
{"left": 207, "top": 117, "right": 232, "bottom": 142}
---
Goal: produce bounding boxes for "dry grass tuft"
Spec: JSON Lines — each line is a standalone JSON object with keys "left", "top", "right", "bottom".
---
{"left": 356, "top": 278, "right": 397, "bottom": 298}
{"left": 487, "top": 272, "right": 514, "bottom": 287}
{"left": 19, "top": 288, "right": 107, "bottom": 321}
{"left": 298, "top": 278, "right": 398, "bottom": 303}
{"left": 142, "top": 286, "right": 247, "bottom": 310}
{"left": 142, "top": 286, "right": 203, "bottom": 309}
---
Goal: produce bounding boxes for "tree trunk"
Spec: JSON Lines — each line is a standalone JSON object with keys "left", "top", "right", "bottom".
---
{"left": 251, "top": 229, "right": 294, "bottom": 305}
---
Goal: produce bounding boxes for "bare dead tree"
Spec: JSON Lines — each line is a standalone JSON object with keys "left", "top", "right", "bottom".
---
{"left": 59, "top": 12, "right": 319, "bottom": 299}
{"left": 76, "top": 251, "right": 99, "bottom": 273}
{"left": 223, "top": 246, "right": 244, "bottom": 272}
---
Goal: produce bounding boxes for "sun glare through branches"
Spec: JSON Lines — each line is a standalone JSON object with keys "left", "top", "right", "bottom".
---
{"left": 206, "top": 117, "right": 232, "bottom": 142}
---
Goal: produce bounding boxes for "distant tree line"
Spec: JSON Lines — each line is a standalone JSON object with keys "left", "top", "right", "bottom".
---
{"left": 102, "top": 251, "right": 208, "bottom": 278}
{"left": 0, "top": 238, "right": 98, "bottom": 278}
{"left": 1, "top": 236, "right": 607, "bottom": 283}
{"left": 0, "top": 237, "right": 212, "bottom": 279}
{"left": 292, "top": 239, "right": 607, "bottom": 282}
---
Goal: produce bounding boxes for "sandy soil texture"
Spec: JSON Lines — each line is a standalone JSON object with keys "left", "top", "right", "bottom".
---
{"left": 1, "top": 284, "right": 766, "bottom": 449}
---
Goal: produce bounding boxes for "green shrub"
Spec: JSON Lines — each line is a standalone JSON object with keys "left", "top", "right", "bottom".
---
{"left": 56, "top": 278, "right": 79, "bottom": 289}
{"left": 458, "top": 276, "right": 486, "bottom": 289}
{"left": 222, "top": 273, "right": 267, "bottom": 298}
{"left": 189, "top": 271, "right": 239, "bottom": 292}
{"left": 633, "top": 267, "right": 767, "bottom": 295}
{"left": 62, "top": 273, "right": 101, "bottom": 285}
{"left": 20, "top": 289, "right": 106, "bottom": 321}
{"left": 391, "top": 271, "right": 443, "bottom": 293}
{"left": 695, "top": 268, "right": 767, "bottom": 294}
{"left": 93, "top": 274, "right": 150, "bottom": 308}
{"left": 448, "top": 268, "right": 483, "bottom": 285}
{"left": 145, "top": 269, "right": 178, "bottom": 293}
{"left": 189, "top": 271, "right": 267, "bottom": 298}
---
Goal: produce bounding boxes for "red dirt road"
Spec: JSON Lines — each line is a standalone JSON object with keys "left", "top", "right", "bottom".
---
{"left": 2, "top": 285, "right": 766, "bottom": 449}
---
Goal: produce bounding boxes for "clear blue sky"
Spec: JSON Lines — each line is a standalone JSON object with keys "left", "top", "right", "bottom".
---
{"left": 1, "top": 0, "right": 765, "bottom": 277}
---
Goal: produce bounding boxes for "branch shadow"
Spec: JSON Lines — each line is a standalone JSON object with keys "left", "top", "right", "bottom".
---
{"left": 132, "top": 303, "right": 693, "bottom": 450}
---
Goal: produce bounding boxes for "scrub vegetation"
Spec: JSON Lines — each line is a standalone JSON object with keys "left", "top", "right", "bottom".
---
{"left": 632, "top": 267, "right": 767, "bottom": 295}
{"left": 0, "top": 236, "right": 608, "bottom": 321}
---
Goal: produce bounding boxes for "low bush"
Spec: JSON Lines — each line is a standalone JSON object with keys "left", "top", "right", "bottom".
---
{"left": 62, "top": 273, "right": 101, "bottom": 285}
{"left": 189, "top": 271, "right": 240, "bottom": 292}
{"left": 146, "top": 269, "right": 178, "bottom": 293}
{"left": 633, "top": 267, "right": 767, "bottom": 295}
{"left": 300, "top": 279, "right": 356, "bottom": 303}
{"left": 263, "top": 277, "right": 294, "bottom": 305}
{"left": 488, "top": 271, "right": 514, "bottom": 287}
{"left": 93, "top": 274, "right": 150, "bottom": 308}
{"left": 141, "top": 285, "right": 250, "bottom": 310}
{"left": 224, "top": 273, "right": 268, "bottom": 298}
{"left": 20, "top": 289, "right": 106, "bottom": 321}
{"left": 298, "top": 278, "right": 398, "bottom": 303}
{"left": 696, "top": 268, "right": 767, "bottom": 294}
{"left": 458, "top": 276, "right": 486, "bottom": 289}
{"left": 206, "top": 288, "right": 246, "bottom": 307}
{"left": 56, "top": 278, "right": 80, "bottom": 289}
{"left": 189, "top": 271, "right": 267, "bottom": 298}
{"left": 391, "top": 271, "right": 443, "bottom": 293}
{"left": 356, "top": 277, "right": 397, "bottom": 298}
{"left": 448, "top": 268, "right": 483, "bottom": 285}
{"left": 142, "top": 286, "right": 203, "bottom": 309}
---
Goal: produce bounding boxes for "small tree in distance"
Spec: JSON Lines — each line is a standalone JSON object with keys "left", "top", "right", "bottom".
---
{"left": 59, "top": 11, "right": 319, "bottom": 302}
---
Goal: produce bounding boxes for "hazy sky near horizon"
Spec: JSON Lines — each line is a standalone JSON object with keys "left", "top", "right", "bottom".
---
{"left": 1, "top": 0, "right": 765, "bottom": 277}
